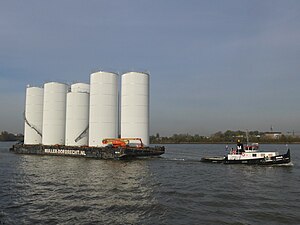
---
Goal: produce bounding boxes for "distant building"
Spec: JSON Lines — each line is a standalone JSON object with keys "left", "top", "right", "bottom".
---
{"left": 263, "top": 132, "right": 282, "bottom": 139}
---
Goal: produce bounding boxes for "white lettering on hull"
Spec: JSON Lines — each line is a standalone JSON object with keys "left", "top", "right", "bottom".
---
{"left": 44, "top": 149, "right": 86, "bottom": 156}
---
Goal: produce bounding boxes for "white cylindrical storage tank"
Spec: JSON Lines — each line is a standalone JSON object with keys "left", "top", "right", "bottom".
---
{"left": 65, "top": 84, "right": 90, "bottom": 146}
{"left": 121, "top": 72, "right": 149, "bottom": 146}
{"left": 24, "top": 87, "right": 44, "bottom": 144}
{"left": 42, "top": 82, "right": 68, "bottom": 145}
{"left": 89, "top": 71, "right": 118, "bottom": 147}
{"left": 71, "top": 83, "right": 90, "bottom": 93}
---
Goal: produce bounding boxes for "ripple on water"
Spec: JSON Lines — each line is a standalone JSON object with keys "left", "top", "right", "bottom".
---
{"left": 1, "top": 143, "right": 300, "bottom": 225}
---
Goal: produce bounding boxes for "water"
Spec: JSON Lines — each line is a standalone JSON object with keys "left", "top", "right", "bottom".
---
{"left": 0, "top": 142, "right": 299, "bottom": 225}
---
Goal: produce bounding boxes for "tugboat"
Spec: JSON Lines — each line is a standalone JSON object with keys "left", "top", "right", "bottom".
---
{"left": 201, "top": 142, "right": 291, "bottom": 165}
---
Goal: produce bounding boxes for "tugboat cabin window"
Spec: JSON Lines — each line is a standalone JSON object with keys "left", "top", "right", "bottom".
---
{"left": 252, "top": 154, "right": 257, "bottom": 157}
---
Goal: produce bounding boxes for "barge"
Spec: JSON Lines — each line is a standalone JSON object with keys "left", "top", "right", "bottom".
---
{"left": 10, "top": 142, "right": 165, "bottom": 160}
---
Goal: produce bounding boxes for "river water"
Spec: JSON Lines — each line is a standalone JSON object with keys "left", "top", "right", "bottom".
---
{"left": 0, "top": 142, "right": 299, "bottom": 225}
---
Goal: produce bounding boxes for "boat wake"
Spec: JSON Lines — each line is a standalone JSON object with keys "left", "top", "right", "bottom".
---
{"left": 270, "top": 162, "right": 294, "bottom": 167}
{"left": 161, "top": 157, "right": 203, "bottom": 163}
{"left": 164, "top": 157, "right": 186, "bottom": 161}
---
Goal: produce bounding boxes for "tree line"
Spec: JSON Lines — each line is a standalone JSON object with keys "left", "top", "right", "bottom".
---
{"left": 0, "top": 131, "right": 23, "bottom": 141}
{"left": 150, "top": 130, "right": 300, "bottom": 144}
{"left": 1, "top": 129, "right": 299, "bottom": 143}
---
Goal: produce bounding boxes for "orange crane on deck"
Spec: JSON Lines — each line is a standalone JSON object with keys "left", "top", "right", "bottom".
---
{"left": 102, "top": 138, "right": 144, "bottom": 148}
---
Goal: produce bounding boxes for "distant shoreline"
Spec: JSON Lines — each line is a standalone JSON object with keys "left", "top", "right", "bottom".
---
{"left": 1, "top": 141, "right": 300, "bottom": 144}
{"left": 151, "top": 142, "right": 300, "bottom": 145}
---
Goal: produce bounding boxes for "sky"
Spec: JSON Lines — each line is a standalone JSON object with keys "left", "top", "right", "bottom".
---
{"left": 1, "top": 0, "right": 300, "bottom": 136}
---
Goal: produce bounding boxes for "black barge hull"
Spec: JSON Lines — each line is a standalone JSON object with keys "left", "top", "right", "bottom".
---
{"left": 201, "top": 149, "right": 291, "bottom": 165}
{"left": 9, "top": 143, "right": 165, "bottom": 159}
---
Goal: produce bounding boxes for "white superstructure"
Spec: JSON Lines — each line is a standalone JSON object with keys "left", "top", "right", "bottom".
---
{"left": 24, "top": 87, "right": 44, "bottom": 144}
{"left": 228, "top": 152, "right": 279, "bottom": 161}
{"left": 65, "top": 83, "right": 90, "bottom": 146}
{"left": 42, "top": 82, "right": 68, "bottom": 145}
{"left": 121, "top": 72, "right": 149, "bottom": 146}
{"left": 89, "top": 71, "right": 118, "bottom": 147}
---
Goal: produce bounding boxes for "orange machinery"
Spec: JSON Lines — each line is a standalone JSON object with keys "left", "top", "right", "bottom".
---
{"left": 102, "top": 138, "right": 144, "bottom": 148}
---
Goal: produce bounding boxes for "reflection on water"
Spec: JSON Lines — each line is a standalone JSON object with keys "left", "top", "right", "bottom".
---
{"left": 1, "top": 148, "right": 162, "bottom": 224}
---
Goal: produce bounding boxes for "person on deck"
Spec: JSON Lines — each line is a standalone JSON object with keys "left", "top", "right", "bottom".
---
{"left": 237, "top": 139, "right": 244, "bottom": 154}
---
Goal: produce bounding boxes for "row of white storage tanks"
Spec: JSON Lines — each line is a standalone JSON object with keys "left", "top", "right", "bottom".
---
{"left": 24, "top": 71, "right": 149, "bottom": 147}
